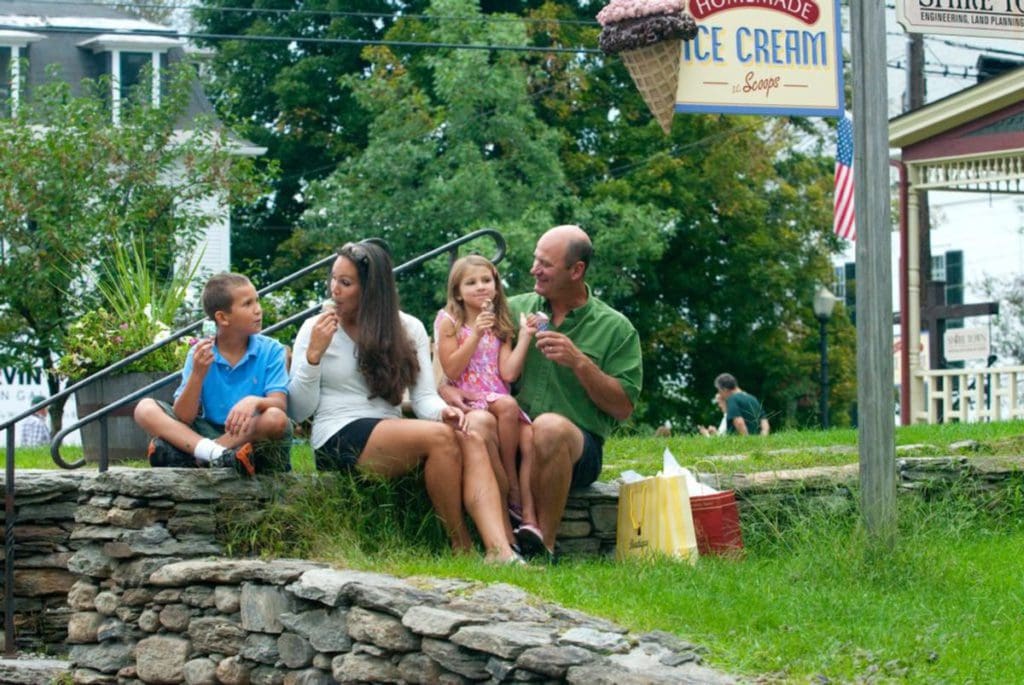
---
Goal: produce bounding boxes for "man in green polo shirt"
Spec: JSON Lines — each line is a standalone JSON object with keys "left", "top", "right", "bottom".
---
{"left": 506, "top": 225, "right": 643, "bottom": 561}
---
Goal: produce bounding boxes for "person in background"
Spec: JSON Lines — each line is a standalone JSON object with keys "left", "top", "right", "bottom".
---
{"left": 714, "top": 373, "right": 770, "bottom": 436}
{"left": 434, "top": 255, "right": 537, "bottom": 532}
{"left": 698, "top": 393, "right": 727, "bottom": 437}
{"left": 134, "top": 273, "right": 292, "bottom": 476}
{"left": 20, "top": 395, "right": 51, "bottom": 446}
{"left": 288, "top": 242, "right": 522, "bottom": 564}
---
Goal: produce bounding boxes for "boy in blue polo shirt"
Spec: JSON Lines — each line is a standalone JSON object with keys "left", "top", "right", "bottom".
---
{"left": 134, "top": 273, "right": 291, "bottom": 475}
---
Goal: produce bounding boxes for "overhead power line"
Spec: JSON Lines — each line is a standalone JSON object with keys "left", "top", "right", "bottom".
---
{"left": 9, "top": 1, "right": 1024, "bottom": 63}
{"left": 0, "top": 22, "right": 604, "bottom": 54}
{"left": 12, "top": 0, "right": 1024, "bottom": 63}
{"left": 6, "top": 21, "right": 1014, "bottom": 69}
{"left": 883, "top": 29, "right": 1024, "bottom": 60}
{"left": 6, "top": 0, "right": 601, "bottom": 27}
{"left": 887, "top": 60, "right": 980, "bottom": 79}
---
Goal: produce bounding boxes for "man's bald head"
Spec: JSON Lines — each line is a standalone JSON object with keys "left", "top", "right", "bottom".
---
{"left": 541, "top": 224, "right": 592, "bottom": 273}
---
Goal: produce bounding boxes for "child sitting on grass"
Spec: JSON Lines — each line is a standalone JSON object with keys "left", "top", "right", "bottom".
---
{"left": 134, "top": 272, "right": 291, "bottom": 475}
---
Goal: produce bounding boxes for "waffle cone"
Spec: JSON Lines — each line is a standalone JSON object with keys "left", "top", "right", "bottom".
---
{"left": 620, "top": 39, "right": 681, "bottom": 134}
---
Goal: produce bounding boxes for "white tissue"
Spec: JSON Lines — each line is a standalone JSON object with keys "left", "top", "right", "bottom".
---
{"left": 662, "top": 447, "right": 684, "bottom": 476}
{"left": 663, "top": 447, "right": 718, "bottom": 496}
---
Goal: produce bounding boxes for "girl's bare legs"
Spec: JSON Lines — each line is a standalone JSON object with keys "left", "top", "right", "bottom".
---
{"left": 489, "top": 396, "right": 523, "bottom": 512}
{"left": 466, "top": 410, "right": 505, "bottom": 495}
{"left": 357, "top": 418, "right": 473, "bottom": 553}
{"left": 454, "top": 429, "right": 518, "bottom": 562}
{"left": 466, "top": 409, "right": 516, "bottom": 547}
{"left": 518, "top": 424, "right": 538, "bottom": 527}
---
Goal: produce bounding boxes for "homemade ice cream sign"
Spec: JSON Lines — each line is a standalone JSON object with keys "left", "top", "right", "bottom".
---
{"left": 598, "top": 0, "right": 844, "bottom": 130}
{"left": 678, "top": 0, "right": 843, "bottom": 116}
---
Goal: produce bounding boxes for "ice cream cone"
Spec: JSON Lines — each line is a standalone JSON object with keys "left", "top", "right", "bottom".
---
{"left": 619, "top": 38, "right": 681, "bottom": 135}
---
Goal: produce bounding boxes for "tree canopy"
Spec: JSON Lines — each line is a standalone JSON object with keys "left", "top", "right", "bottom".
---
{"left": 192, "top": 0, "right": 856, "bottom": 430}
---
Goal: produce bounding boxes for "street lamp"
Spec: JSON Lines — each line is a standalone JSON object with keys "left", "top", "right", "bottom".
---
{"left": 813, "top": 286, "right": 838, "bottom": 429}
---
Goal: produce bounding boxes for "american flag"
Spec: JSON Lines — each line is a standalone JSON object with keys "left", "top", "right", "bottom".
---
{"left": 833, "top": 111, "right": 855, "bottom": 241}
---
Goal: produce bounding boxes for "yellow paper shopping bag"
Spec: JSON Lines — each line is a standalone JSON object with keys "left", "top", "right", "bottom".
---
{"left": 616, "top": 474, "right": 699, "bottom": 563}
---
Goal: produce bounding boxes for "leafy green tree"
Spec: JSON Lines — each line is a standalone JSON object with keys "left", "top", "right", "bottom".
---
{"left": 195, "top": 0, "right": 856, "bottom": 430}
{"left": 192, "top": 0, "right": 434, "bottom": 279}
{"left": 0, "top": 66, "right": 270, "bottom": 429}
{"left": 296, "top": 0, "right": 574, "bottom": 320}
{"left": 980, "top": 273, "right": 1024, "bottom": 363}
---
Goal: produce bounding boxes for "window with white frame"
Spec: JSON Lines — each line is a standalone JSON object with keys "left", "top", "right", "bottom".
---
{"left": 78, "top": 34, "right": 182, "bottom": 124}
{"left": 833, "top": 264, "right": 846, "bottom": 301}
{"left": 931, "top": 254, "right": 946, "bottom": 282}
{"left": 0, "top": 46, "right": 9, "bottom": 118}
{"left": 118, "top": 51, "right": 159, "bottom": 103}
{"left": 0, "top": 30, "right": 44, "bottom": 117}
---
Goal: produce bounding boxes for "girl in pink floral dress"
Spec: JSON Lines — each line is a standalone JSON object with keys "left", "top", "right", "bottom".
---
{"left": 435, "top": 256, "right": 537, "bottom": 530}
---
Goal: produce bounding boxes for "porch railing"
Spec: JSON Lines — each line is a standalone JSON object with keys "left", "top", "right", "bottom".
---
{"left": 914, "top": 365, "right": 1024, "bottom": 424}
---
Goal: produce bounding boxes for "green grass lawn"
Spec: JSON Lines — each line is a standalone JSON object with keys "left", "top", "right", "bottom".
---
{"left": 384, "top": 482, "right": 1024, "bottom": 684}
{"left": 13, "top": 417, "right": 1024, "bottom": 472}
{"left": 7, "top": 421, "right": 1024, "bottom": 682}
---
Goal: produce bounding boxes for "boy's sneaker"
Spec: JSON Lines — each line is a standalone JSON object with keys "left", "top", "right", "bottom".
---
{"left": 210, "top": 443, "right": 255, "bottom": 477}
{"left": 147, "top": 438, "right": 194, "bottom": 468}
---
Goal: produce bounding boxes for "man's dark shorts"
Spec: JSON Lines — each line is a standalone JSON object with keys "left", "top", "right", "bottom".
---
{"left": 151, "top": 401, "right": 292, "bottom": 473}
{"left": 314, "top": 418, "right": 382, "bottom": 472}
{"left": 570, "top": 427, "right": 604, "bottom": 488}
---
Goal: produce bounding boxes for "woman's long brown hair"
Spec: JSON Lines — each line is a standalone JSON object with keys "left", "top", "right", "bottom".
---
{"left": 338, "top": 242, "right": 418, "bottom": 405}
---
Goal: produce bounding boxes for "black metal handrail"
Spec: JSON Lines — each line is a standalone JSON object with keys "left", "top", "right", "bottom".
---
{"left": 1, "top": 227, "right": 505, "bottom": 657}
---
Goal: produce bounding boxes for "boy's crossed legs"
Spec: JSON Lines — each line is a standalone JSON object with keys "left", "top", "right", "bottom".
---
{"left": 135, "top": 398, "right": 292, "bottom": 475}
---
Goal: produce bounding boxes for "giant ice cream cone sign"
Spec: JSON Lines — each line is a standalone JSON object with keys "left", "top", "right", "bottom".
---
{"left": 597, "top": 0, "right": 698, "bottom": 134}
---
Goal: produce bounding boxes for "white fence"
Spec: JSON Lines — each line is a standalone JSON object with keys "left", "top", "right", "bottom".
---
{"left": 915, "top": 365, "right": 1024, "bottom": 424}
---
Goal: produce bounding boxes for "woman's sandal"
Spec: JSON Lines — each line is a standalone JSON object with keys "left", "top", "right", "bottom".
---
{"left": 485, "top": 549, "right": 527, "bottom": 566}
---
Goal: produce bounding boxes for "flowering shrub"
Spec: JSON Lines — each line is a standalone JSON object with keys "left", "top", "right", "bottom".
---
{"left": 55, "top": 307, "right": 191, "bottom": 380}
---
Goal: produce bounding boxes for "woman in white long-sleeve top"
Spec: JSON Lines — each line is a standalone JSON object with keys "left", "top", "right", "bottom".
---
{"left": 288, "top": 241, "right": 522, "bottom": 564}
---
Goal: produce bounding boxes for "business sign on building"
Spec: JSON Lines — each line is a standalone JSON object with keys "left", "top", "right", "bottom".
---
{"left": 0, "top": 367, "right": 80, "bottom": 446}
{"left": 943, "top": 326, "right": 991, "bottom": 363}
{"left": 676, "top": 0, "right": 844, "bottom": 116}
{"left": 896, "top": 1, "right": 1024, "bottom": 41}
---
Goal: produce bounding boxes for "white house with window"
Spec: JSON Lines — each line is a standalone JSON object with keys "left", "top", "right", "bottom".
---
{"left": 0, "top": 0, "right": 263, "bottom": 277}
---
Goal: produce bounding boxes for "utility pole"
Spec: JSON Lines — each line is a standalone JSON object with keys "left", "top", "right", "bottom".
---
{"left": 851, "top": 3, "right": 897, "bottom": 545}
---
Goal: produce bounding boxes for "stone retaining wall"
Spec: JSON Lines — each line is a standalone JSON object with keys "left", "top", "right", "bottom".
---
{"left": 61, "top": 469, "right": 732, "bottom": 684}
{"left": 2, "top": 468, "right": 626, "bottom": 658}
{"left": 1, "top": 456, "right": 1022, "bottom": 680}
{"left": 3, "top": 471, "right": 88, "bottom": 652}
{"left": 69, "top": 558, "right": 733, "bottom": 684}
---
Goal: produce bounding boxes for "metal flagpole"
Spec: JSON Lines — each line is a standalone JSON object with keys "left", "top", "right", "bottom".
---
{"left": 850, "top": 3, "right": 897, "bottom": 544}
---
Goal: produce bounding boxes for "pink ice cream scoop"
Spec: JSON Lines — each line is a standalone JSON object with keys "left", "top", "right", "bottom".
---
{"left": 597, "top": 0, "right": 687, "bottom": 25}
